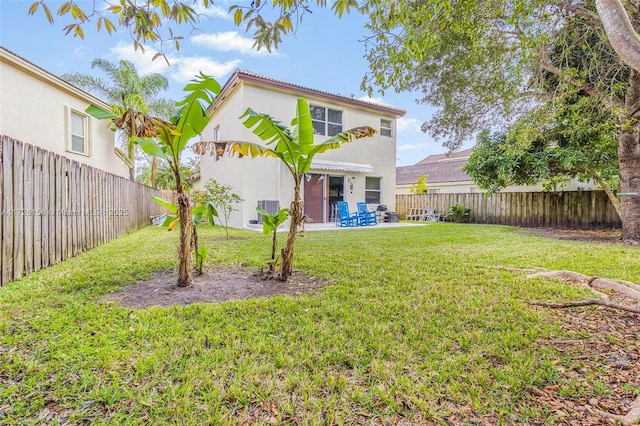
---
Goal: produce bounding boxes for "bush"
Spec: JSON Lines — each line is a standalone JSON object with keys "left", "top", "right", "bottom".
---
{"left": 447, "top": 205, "right": 471, "bottom": 223}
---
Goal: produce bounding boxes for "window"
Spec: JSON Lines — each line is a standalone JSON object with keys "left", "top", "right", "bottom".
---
{"left": 310, "top": 104, "right": 343, "bottom": 136}
{"left": 67, "top": 108, "right": 89, "bottom": 155}
{"left": 427, "top": 189, "right": 440, "bottom": 194}
{"left": 365, "top": 177, "right": 381, "bottom": 204}
{"left": 380, "top": 118, "right": 392, "bottom": 137}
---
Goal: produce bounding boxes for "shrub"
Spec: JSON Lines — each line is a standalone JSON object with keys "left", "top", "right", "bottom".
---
{"left": 447, "top": 205, "right": 471, "bottom": 223}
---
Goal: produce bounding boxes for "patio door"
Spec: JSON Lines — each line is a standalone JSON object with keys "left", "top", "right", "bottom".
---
{"left": 303, "top": 174, "right": 326, "bottom": 223}
{"left": 303, "top": 174, "right": 346, "bottom": 223}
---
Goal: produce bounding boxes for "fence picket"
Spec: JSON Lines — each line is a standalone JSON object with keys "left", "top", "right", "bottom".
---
{"left": 1, "top": 137, "right": 13, "bottom": 285}
{"left": 13, "top": 142, "right": 25, "bottom": 280}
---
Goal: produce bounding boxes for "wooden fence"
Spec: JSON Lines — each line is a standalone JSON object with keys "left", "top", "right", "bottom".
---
{"left": 1, "top": 136, "right": 162, "bottom": 286}
{"left": 396, "top": 191, "right": 621, "bottom": 229}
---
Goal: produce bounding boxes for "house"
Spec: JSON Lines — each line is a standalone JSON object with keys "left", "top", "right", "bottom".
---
{"left": 0, "top": 47, "right": 128, "bottom": 178}
{"left": 193, "top": 69, "right": 406, "bottom": 228}
{"left": 396, "top": 148, "right": 595, "bottom": 194}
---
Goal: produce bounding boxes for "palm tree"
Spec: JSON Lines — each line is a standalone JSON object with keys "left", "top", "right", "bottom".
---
{"left": 137, "top": 159, "right": 193, "bottom": 190}
{"left": 63, "top": 59, "right": 172, "bottom": 181}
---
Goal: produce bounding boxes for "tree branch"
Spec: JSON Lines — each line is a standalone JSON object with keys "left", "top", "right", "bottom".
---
{"left": 559, "top": 2, "right": 604, "bottom": 28}
{"left": 537, "top": 45, "right": 625, "bottom": 108}
{"left": 590, "top": 172, "right": 621, "bottom": 216}
{"left": 596, "top": 0, "right": 640, "bottom": 73}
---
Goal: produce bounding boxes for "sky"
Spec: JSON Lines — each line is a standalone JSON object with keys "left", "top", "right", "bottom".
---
{"left": 0, "top": 0, "right": 471, "bottom": 166}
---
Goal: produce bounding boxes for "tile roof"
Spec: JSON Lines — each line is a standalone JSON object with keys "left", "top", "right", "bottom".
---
{"left": 214, "top": 68, "right": 406, "bottom": 117}
{"left": 396, "top": 158, "right": 472, "bottom": 185}
{"left": 415, "top": 147, "right": 475, "bottom": 165}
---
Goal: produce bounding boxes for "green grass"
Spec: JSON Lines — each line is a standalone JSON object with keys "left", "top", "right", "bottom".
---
{"left": 1, "top": 223, "right": 638, "bottom": 424}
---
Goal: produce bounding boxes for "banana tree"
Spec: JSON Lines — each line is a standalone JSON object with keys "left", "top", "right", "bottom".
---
{"left": 89, "top": 73, "right": 221, "bottom": 287}
{"left": 257, "top": 206, "right": 290, "bottom": 274}
{"left": 195, "top": 97, "right": 377, "bottom": 281}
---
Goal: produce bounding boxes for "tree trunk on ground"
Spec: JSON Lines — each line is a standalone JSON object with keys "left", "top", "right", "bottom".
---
{"left": 176, "top": 190, "right": 193, "bottom": 287}
{"left": 279, "top": 182, "right": 302, "bottom": 282}
{"left": 619, "top": 70, "right": 640, "bottom": 242}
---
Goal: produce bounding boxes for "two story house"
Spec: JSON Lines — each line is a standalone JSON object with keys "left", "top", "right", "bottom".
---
{"left": 0, "top": 47, "right": 128, "bottom": 178}
{"left": 193, "top": 69, "right": 405, "bottom": 228}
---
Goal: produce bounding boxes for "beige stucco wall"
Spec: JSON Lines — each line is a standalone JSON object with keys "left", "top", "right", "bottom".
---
{"left": 197, "top": 81, "right": 399, "bottom": 228}
{"left": 0, "top": 50, "right": 128, "bottom": 178}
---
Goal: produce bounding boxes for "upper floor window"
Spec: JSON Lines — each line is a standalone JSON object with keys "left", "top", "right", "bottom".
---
{"left": 310, "top": 104, "right": 343, "bottom": 136}
{"left": 380, "top": 118, "right": 392, "bottom": 137}
{"left": 67, "top": 108, "right": 90, "bottom": 155}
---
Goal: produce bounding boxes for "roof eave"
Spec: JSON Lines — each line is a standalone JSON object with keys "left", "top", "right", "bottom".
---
{"left": 209, "top": 69, "right": 406, "bottom": 117}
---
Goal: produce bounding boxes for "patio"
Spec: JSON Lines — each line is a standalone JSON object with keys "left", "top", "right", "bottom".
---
{"left": 246, "top": 220, "right": 428, "bottom": 232}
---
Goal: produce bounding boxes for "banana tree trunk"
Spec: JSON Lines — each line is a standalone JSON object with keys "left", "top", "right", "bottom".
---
{"left": 279, "top": 182, "right": 303, "bottom": 282}
{"left": 151, "top": 157, "right": 158, "bottom": 188}
{"left": 176, "top": 188, "right": 193, "bottom": 287}
{"left": 270, "top": 228, "right": 278, "bottom": 274}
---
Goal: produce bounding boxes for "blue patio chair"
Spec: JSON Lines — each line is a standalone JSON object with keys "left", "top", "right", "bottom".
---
{"left": 337, "top": 201, "right": 359, "bottom": 227}
{"left": 357, "top": 202, "right": 378, "bottom": 226}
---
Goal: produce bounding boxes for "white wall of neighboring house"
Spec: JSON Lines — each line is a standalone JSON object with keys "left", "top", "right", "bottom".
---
{"left": 195, "top": 71, "right": 403, "bottom": 228}
{"left": 0, "top": 47, "right": 128, "bottom": 178}
{"left": 397, "top": 178, "right": 595, "bottom": 195}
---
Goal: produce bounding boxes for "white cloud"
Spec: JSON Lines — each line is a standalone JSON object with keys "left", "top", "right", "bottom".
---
{"left": 397, "top": 142, "right": 432, "bottom": 151}
{"left": 191, "top": 32, "right": 274, "bottom": 56}
{"left": 172, "top": 57, "right": 241, "bottom": 82}
{"left": 109, "top": 41, "right": 240, "bottom": 85}
{"left": 72, "top": 46, "right": 86, "bottom": 58}
{"left": 358, "top": 95, "right": 386, "bottom": 105}
{"left": 396, "top": 117, "right": 423, "bottom": 133}
{"left": 109, "top": 41, "right": 173, "bottom": 75}
{"left": 193, "top": 3, "right": 232, "bottom": 20}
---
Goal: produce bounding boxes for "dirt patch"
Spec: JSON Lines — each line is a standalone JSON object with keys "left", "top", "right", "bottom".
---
{"left": 103, "top": 266, "right": 329, "bottom": 308}
{"left": 519, "top": 228, "right": 622, "bottom": 244}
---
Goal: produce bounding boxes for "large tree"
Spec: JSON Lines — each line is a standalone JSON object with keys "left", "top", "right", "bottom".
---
{"left": 63, "top": 59, "right": 172, "bottom": 181}
{"left": 464, "top": 17, "right": 621, "bottom": 214}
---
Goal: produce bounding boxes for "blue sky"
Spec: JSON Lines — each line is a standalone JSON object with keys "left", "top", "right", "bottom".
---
{"left": 0, "top": 0, "right": 467, "bottom": 165}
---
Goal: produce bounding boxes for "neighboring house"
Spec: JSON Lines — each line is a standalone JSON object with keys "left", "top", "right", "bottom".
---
{"left": 0, "top": 47, "right": 128, "bottom": 178}
{"left": 396, "top": 148, "right": 595, "bottom": 194}
{"left": 193, "top": 69, "right": 406, "bottom": 229}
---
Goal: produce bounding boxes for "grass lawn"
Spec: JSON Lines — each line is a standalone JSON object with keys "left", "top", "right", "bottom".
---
{"left": 1, "top": 223, "right": 639, "bottom": 424}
